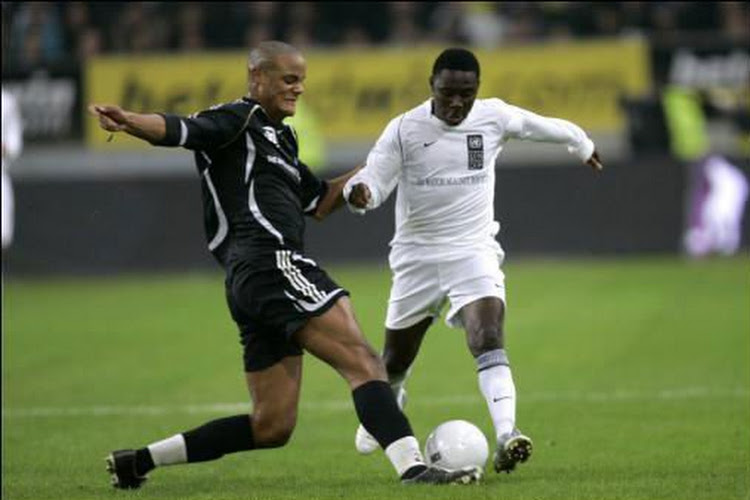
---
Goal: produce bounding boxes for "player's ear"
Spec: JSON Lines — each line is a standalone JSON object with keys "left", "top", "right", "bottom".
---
{"left": 428, "top": 74, "right": 435, "bottom": 92}
{"left": 249, "top": 65, "right": 265, "bottom": 92}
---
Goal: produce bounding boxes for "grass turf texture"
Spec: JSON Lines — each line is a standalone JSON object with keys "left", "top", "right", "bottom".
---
{"left": 3, "top": 255, "right": 749, "bottom": 500}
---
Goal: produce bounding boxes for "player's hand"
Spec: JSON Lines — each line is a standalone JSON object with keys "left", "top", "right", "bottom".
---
{"left": 348, "top": 183, "right": 372, "bottom": 209}
{"left": 586, "top": 150, "right": 603, "bottom": 172}
{"left": 87, "top": 104, "right": 129, "bottom": 133}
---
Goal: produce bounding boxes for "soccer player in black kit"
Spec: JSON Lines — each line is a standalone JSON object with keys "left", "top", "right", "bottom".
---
{"left": 89, "top": 41, "right": 481, "bottom": 488}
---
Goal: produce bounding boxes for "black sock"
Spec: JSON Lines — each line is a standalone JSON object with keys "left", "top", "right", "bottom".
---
{"left": 352, "top": 380, "right": 414, "bottom": 449}
{"left": 182, "top": 414, "right": 255, "bottom": 463}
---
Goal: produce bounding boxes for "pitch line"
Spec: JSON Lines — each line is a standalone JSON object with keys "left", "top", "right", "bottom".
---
{"left": 3, "top": 387, "right": 748, "bottom": 419}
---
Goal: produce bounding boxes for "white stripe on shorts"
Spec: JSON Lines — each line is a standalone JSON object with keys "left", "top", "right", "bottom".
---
{"left": 277, "top": 250, "right": 326, "bottom": 302}
{"left": 284, "top": 289, "right": 344, "bottom": 312}
{"left": 281, "top": 251, "right": 314, "bottom": 298}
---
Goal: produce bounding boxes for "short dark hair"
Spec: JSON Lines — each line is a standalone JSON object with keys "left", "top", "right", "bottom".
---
{"left": 249, "top": 41, "right": 301, "bottom": 71}
{"left": 432, "top": 48, "right": 480, "bottom": 79}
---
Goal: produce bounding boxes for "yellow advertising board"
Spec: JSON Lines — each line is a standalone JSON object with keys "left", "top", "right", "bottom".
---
{"left": 86, "top": 39, "right": 650, "bottom": 149}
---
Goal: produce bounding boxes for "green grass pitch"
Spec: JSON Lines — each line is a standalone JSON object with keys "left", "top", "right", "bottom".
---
{"left": 3, "top": 255, "right": 749, "bottom": 500}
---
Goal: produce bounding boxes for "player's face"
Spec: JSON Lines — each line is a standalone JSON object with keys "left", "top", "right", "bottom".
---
{"left": 430, "top": 69, "right": 479, "bottom": 126}
{"left": 257, "top": 53, "right": 307, "bottom": 122}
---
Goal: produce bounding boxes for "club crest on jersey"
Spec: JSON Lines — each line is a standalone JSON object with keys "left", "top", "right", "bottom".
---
{"left": 466, "top": 134, "right": 484, "bottom": 170}
{"left": 262, "top": 126, "right": 279, "bottom": 146}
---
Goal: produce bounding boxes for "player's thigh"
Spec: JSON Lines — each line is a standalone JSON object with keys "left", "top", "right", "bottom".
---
{"left": 386, "top": 250, "right": 444, "bottom": 330}
{"left": 443, "top": 248, "right": 506, "bottom": 329}
{"left": 245, "top": 355, "right": 303, "bottom": 436}
{"left": 227, "top": 251, "right": 350, "bottom": 372}
{"left": 226, "top": 274, "right": 306, "bottom": 374}
{"left": 295, "top": 296, "right": 385, "bottom": 388}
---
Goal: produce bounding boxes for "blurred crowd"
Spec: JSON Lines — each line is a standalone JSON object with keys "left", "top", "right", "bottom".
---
{"left": 2, "top": 1, "right": 749, "bottom": 71}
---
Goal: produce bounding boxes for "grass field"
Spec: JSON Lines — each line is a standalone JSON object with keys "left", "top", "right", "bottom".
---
{"left": 3, "top": 255, "right": 749, "bottom": 500}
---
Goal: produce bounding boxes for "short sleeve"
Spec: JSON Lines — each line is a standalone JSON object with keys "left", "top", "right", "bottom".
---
{"left": 152, "top": 101, "right": 252, "bottom": 151}
{"left": 298, "top": 161, "right": 328, "bottom": 215}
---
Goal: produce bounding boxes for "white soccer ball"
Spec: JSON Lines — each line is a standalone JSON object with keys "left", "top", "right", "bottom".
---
{"left": 424, "top": 419, "right": 489, "bottom": 471}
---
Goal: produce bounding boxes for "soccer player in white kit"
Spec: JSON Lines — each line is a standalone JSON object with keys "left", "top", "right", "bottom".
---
{"left": 344, "top": 48, "right": 603, "bottom": 473}
{"left": 2, "top": 88, "right": 23, "bottom": 250}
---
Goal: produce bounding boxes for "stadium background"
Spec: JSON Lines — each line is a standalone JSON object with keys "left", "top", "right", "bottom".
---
{"left": 2, "top": 1, "right": 749, "bottom": 275}
{"left": 2, "top": 4, "right": 749, "bottom": 500}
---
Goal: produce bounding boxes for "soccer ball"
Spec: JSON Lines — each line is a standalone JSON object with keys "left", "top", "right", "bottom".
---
{"left": 424, "top": 420, "right": 489, "bottom": 471}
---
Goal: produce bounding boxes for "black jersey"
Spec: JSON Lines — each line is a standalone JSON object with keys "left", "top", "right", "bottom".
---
{"left": 155, "top": 97, "right": 327, "bottom": 268}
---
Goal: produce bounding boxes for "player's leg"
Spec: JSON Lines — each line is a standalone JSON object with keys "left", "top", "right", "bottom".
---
{"left": 382, "top": 317, "right": 432, "bottom": 397}
{"left": 355, "top": 318, "right": 432, "bottom": 454}
{"left": 296, "top": 296, "right": 480, "bottom": 484}
{"left": 444, "top": 246, "right": 531, "bottom": 474}
{"left": 460, "top": 297, "right": 532, "bottom": 473}
{"left": 107, "top": 267, "right": 307, "bottom": 490}
{"left": 355, "top": 249, "right": 443, "bottom": 454}
{"left": 107, "top": 356, "right": 302, "bottom": 489}
{"left": 2, "top": 168, "right": 14, "bottom": 250}
{"left": 382, "top": 248, "right": 443, "bottom": 406}
{"left": 461, "top": 296, "right": 510, "bottom": 427}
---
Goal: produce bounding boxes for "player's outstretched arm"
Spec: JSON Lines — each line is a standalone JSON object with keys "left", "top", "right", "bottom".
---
{"left": 501, "top": 103, "right": 603, "bottom": 173}
{"left": 88, "top": 104, "right": 166, "bottom": 144}
{"left": 313, "top": 164, "right": 365, "bottom": 220}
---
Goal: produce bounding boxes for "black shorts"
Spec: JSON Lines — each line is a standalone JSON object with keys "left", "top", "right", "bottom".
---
{"left": 225, "top": 249, "right": 349, "bottom": 372}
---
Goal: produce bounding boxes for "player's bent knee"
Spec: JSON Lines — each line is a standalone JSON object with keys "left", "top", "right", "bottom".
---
{"left": 467, "top": 326, "right": 503, "bottom": 357}
{"left": 254, "top": 421, "right": 295, "bottom": 448}
{"left": 253, "top": 411, "right": 297, "bottom": 448}
{"left": 346, "top": 343, "right": 387, "bottom": 386}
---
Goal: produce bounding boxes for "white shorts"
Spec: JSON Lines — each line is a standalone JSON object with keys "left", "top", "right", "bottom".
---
{"left": 385, "top": 242, "right": 506, "bottom": 330}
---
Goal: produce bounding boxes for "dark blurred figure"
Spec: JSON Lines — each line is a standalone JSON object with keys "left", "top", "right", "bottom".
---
{"left": 500, "top": 3, "right": 541, "bottom": 43}
{"left": 591, "top": 4, "right": 623, "bottom": 37}
{"left": 242, "top": 3, "right": 279, "bottom": 51}
{"left": 428, "top": 2, "right": 475, "bottom": 45}
{"left": 1, "top": 2, "right": 743, "bottom": 69}
{"left": 111, "top": 3, "right": 170, "bottom": 53}
{"left": 63, "top": 2, "right": 103, "bottom": 61}
{"left": 720, "top": 1, "right": 750, "bottom": 40}
{"left": 176, "top": 2, "right": 206, "bottom": 51}
{"left": 619, "top": 2, "right": 650, "bottom": 37}
{"left": 340, "top": 26, "right": 371, "bottom": 48}
{"left": 386, "top": 1, "right": 423, "bottom": 47}
{"left": 63, "top": 1, "right": 88, "bottom": 52}
{"left": 284, "top": 2, "right": 317, "bottom": 49}
{"left": 538, "top": 2, "right": 574, "bottom": 41}
{"left": 7, "top": 2, "right": 65, "bottom": 69}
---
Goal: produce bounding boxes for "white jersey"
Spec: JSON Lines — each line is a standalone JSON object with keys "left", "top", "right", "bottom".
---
{"left": 344, "top": 98, "right": 594, "bottom": 250}
{"left": 2, "top": 88, "right": 23, "bottom": 249}
{"left": 2, "top": 89, "right": 23, "bottom": 170}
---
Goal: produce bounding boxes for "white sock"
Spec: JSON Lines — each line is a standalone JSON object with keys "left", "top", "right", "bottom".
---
{"left": 147, "top": 434, "right": 188, "bottom": 466}
{"left": 477, "top": 349, "right": 516, "bottom": 442}
{"left": 384, "top": 436, "right": 425, "bottom": 477}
